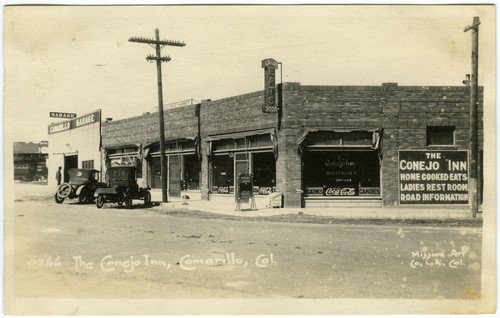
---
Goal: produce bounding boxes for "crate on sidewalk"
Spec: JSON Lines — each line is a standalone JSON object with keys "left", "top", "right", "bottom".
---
{"left": 267, "top": 192, "right": 283, "bottom": 208}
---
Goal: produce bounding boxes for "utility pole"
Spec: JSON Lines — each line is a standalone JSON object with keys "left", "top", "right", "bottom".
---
{"left": 129, "top": 29, "right": 186, "bottom": 202}
{"left": 464, "top": 17, "right": 480, "bottom": 217}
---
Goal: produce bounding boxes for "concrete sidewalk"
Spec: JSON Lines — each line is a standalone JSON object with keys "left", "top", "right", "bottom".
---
{"left": 150, "top": 190, "right": 479, "bottom": 219}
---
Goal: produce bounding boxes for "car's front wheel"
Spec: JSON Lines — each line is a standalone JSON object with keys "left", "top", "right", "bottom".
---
{"left": 96, "top": 194, "right": 104, "bottom": 209}
{"left": 54, "top": 194, "right": 64, "bottom": 204}
{"left": 125, "top": 196, "right": 133, "bottom": 208}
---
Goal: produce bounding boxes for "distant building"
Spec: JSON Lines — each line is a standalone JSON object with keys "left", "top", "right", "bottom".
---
{"left": 13, "top": 141, "right": 48, "bottom": 182}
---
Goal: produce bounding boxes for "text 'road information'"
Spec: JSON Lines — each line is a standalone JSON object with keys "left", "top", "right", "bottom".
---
{"left": 399, "top": 151, "right": 468, "bottom": 204}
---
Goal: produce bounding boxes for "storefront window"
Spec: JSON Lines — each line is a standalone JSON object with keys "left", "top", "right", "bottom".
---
{"left": 252, "top": 152, "right": 276, "bottom": 194}
{"left": 210, "top": 134, "right": 275, "bottom": 195}
{"left": 107, "top": 146, "right": 141, "bottom": 178}
{"left": 213, "top": 155, "right": 234, "bottom": 194}
{"left": 184, "top": 154, "right": 200, "bottom": 190}
{"left": 304, "top": 151, "right": 380, "bottom": 197}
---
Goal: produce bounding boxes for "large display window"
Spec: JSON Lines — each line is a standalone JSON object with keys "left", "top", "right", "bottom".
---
{"left": 211, "top": 151, "right": 277, "bottom": 195}
{"left": 303, "top": 150, "right": 380, "bottom": 197}
{"left": 209, "top": 131, "right": 277, "bottom": 195}
{"left": 184, "top": 154, "right": 201, "bottom": 190}
{"left": 252, "top": 152, "right": 276, "bottom": 193}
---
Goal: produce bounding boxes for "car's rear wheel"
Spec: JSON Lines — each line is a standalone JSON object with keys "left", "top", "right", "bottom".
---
{"left": 117, "top": 195, "right": 124, "bottom": 206}
{"left": 96, "top": 194, "right": 104, "bottom": 209}
{"left": 144, "top": 191, "right": 151, "bottom": 206}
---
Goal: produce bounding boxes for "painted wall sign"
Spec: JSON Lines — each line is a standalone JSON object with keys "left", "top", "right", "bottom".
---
{"left": 261, "top": 58, "right": 279, "bottom": 113}
{"left": 48, "top": 110, "right": 101, "bottom": 135}
{"left": 50, "top": 112, "right": 77, "bottom": 119}
{"left": 399, "top": 150, "right": 468, "bottom": 204}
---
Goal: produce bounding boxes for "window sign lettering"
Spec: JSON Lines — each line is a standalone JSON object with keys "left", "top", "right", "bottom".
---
{"left": 359, "top": 187, "right": 381, "bottom": 196}
{"left": 399, "top": 151, "right": 468, "bottom": 204}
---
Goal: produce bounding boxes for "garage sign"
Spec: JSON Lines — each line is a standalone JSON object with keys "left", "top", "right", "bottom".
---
{"left": 50, "top": 112, "right": 77, "bottom": 119}
{"left": 48, "top": 110, "right": 101, "bottom": 135}
{"left": 399, "top": 150, "right": 468, "bottom": 204}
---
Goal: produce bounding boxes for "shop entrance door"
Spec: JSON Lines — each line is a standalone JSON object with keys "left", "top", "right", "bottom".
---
{"left": 234, "top": 153, "right": 250, "bottom": 187}
{"left": 169, "top": 155, "right": 181, "bottom": 197}
{"left": 63, "top": 155, "right": 78, "bottom": 182}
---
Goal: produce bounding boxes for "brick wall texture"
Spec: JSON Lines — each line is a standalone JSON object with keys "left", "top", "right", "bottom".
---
{"left": 101, "top": 82, "right": 483, "bottom": 208}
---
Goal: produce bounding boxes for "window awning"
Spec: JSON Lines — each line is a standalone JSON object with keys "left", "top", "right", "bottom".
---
{"left": 143, "top": 136, "right": 196, "bottom": 150}
{"left": 205, "top": 128, "right": 274, "bottom": 142}
{"left": 297, "top": 127, "right": 384, "bottom": 155}
{"left": 103, "top": 143, "right": 141, "bottom": 150}
{"left": 206, "top": 128, "right": 278, "bottom": 160}
{"left": 142, "top": 136, "right": 199, "bottom": 160}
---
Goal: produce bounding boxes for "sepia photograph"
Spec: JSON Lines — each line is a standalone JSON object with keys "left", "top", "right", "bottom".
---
{"left": 2, "top": 3, "right": 497, "bottom": 316}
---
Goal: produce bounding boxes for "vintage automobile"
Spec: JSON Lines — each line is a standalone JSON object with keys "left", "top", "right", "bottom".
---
{"left": 94, "top": 166, "right": 152, "bottom": 209}
{"left": 54, "top": 169, "right": 106, "bottom": 204}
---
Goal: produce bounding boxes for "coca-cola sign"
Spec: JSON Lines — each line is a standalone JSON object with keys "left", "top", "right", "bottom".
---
{"left": 324, "top": 187, "right": 356, "bottom": 196}
{"left": 217, "top": 186, "right": 229, "bottom": 194}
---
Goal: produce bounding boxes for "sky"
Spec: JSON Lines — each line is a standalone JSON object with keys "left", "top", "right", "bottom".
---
{"left": 3, "top": 4, "right": 496, "bottom": 143}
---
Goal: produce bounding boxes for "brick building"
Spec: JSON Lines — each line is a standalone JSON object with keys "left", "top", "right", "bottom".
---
{"left": 101, "top": 75, "right": 483, "bottom": 209}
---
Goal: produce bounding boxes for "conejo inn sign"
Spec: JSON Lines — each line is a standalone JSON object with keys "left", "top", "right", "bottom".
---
{"left": 48, "top": 110, "right": 101, "bottom": 135}
{"left": 399, "top": 150, "right": 468, "bottom": 204}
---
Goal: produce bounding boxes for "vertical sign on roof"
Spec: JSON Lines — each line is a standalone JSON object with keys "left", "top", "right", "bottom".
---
{"left": 261, "top": 58, "right": 279, "bottom": 113}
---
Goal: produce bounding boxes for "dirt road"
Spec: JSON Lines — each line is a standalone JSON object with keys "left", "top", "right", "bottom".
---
{"left": 7, "top": 184, "right": 482, "bottom": 300}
